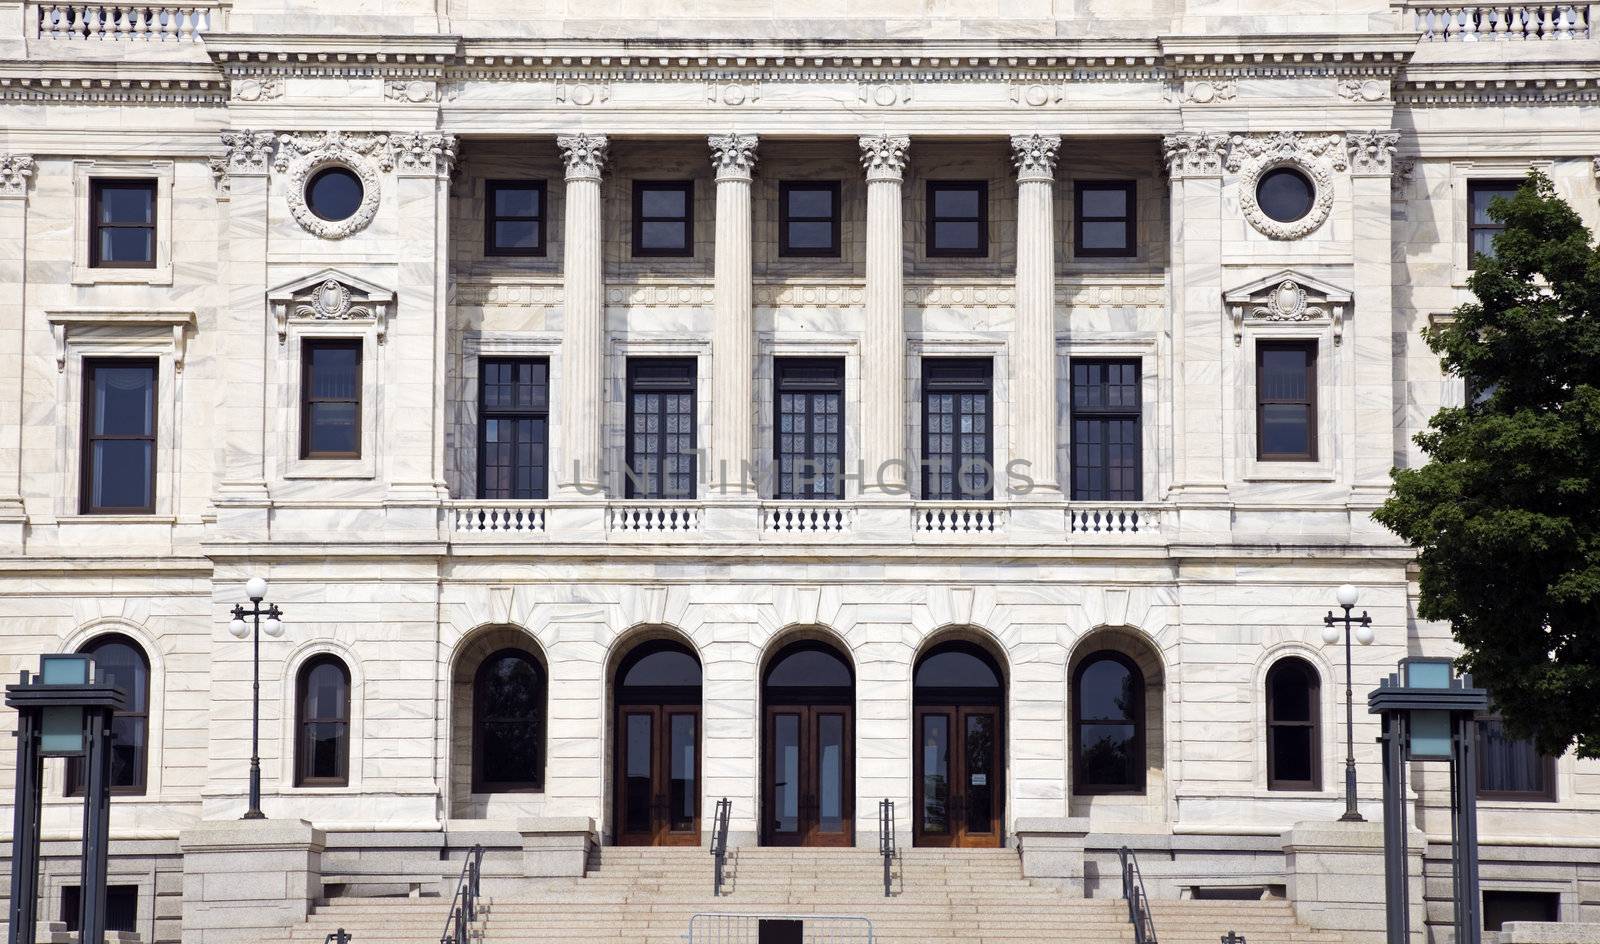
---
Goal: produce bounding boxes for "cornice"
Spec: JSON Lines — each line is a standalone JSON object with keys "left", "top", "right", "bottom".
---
{"left": 207, "top": 33, "right": 462, "bottom": 62}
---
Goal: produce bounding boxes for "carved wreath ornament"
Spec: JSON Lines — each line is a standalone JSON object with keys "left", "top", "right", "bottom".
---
{"left": 274, "top": 131, "right": 388, "bottom": 240}
{"left": 1226, "top": 131, "right": 1348, "bottom": 241}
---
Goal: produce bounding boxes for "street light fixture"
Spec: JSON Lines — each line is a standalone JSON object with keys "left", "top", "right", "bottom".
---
{"left": 1324, "top": 583, "right": 1373, "bottom": 822}
{"left": 229, "top": 576, "right": 285, "bottom": 820}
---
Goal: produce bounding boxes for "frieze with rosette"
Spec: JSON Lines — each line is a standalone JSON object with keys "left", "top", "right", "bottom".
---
{"left": 1226, "top": 131, "right": 1348, "bottom": 240}
{"left": 268, "top": 268, "right": 395, "bottom": 345}
{"left": 275, "top": 131, "right": 392, "bottom": 240}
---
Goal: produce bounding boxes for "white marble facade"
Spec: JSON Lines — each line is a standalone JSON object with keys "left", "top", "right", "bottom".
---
{"left": 3, "top": 0, "right": 1600, "bottom": 939}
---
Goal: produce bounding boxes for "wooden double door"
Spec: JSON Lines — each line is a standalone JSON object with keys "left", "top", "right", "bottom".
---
{"left": 763, "top": 705, "right": 853, "bottom": 846}
{"left": 615, "top": 705, "right": 700, "bottom": 846}
{"left": 913, "top": 706, "right": 1001, "bottom": 847}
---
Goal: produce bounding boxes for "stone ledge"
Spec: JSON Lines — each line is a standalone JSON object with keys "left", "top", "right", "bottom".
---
{"left": 1503, "top": 924, "right": 1600, "bottom": 944}
{"left": 178, "top": 818, "right": 325, "bottom": 854}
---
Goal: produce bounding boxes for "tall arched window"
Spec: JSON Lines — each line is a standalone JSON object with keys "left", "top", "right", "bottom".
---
{"left": 1266, "top": 657, "right": 1321, "bottom": 791}
{"left": 473, "top": 648, "right": 546, "bottom": 793}
{"left": 1072, "top": 651, "right": 1144, "bottom": 795}
{"left": 67, "top": 634, "right": 150, "bottom": 796}
{"left": 296, "top": 656, "right": 351, "bottom": 787}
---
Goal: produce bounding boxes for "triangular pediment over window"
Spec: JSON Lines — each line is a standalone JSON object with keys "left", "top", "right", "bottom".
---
{"left": 1222, "top": 269, "right": 1352, "bottom": 346}
{"left": 267, "top": 268, "right": 395, "bottom": 345}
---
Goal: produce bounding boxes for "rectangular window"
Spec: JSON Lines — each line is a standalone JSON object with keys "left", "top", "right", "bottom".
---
{"left": 625, "top": 358, "right": 697, "bottom": 499}
{"left": 778, "top": 181, "right": 841, "bottom": 258}
{"left": 81, "top": 359, "right": 157, "bottom": 514}
{"left": 484, "top": 179, "right": 547, "bottom": 257}
{"left": 1483, "top": 891, "right": 1559, "bottom": 931}
{"left": 1477, "top": 718, "right": 1556, "bottom": 801}
{"left": 478, "top": 357, "right": 549, "bottom": 500}
{"left": 61, "top": 885, "right": 138, "bottom": 934}
{"left": 90, "top": 179, "right": 156, "bottom": 268}
{"left": 300, "top": 340, "right": 362, "bottom": 459}
{"left": 1256, "top": 341, "right": 1317, "bottom": 462}
{"left": 1074, "top": 180, "right": 1136, "bottom": 258}
{"left": 926, "top": 181, "right": 988, "bottom": 257}
{"left": 774, "top": 358, "right": 845, "bottom": 500}
{"left": 633, "top": 181, "right": 694, "bottom": 257}
{"left": 1468, "top": 179, "right": 1521, "bottom": 269}
{"left": 1070, "top": 359, "right": 1141, "bottom": 501}
{"left": 922, "top": 358, "right": 993, "bottom": 501}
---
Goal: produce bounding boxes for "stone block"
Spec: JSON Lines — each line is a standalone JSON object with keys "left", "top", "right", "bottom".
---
{"left": 1016, "top": 816, "right": 1091, "bottom": 894}
{"left": 178, "top": 819, "right": 323, "bottom": 944}
{"left": 1503, "top": 924, "right": 1600, "bottom": 944}
{"left": 1282, "top": 820, "right": 1425, "bottom": 944}
{"left": 518, "top": 816, "right": 597, "bottom": 878}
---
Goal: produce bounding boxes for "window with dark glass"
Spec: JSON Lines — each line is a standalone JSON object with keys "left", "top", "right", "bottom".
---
{"left": 633, "top": 181, "right": 694, "bottom": 257}
{"left": 774, "top": 358, "right": 845, "bottom": 500}
{"left": 926, "top": 181, "right": 987, "bottom": 257}
{"left": 478, "top": 357, "right": 549, "bottom": 500}
{"left": 67, "top": 634, "right": 149, "bottom": 796}
{"left": 1256, "top": 168, "right": 1315, "bottom": 224}
{"left": 1073, "top": 652, "right": 1144, "bottom": 794}
{"left": 305, "top": 167, "right": 363, "bottom": 223}
{"left": 1257, "top": 341, "right": 1317, "bottom": 462}
{"left": 61, "top": 885, "right": 138, "bottom": 934}
{"left": 90, "top": 179, "right": 156, "bottom": 268}
{"left": 1483, "top": 891, "right": 1559, "bottom": 931}
{"left": 1074, "top": 181, "right": 1136, "bottom": 258}
{"left": 300, "top": 340, "right": 362, "bottom": 459}
{"left": 485, "top": 180, "right": 547, "bottom": 257}
{"left": 472, "top": 649, "right": 545, "bottom": 792}
{"left": 625, "top": 358, "right": 697, "bottom": 499}
{"left": 779, "top": 181, "right": 841, "bottom": 257}
{"left": 1070, "top": 359, "right": 1141, "bottom": 501}
{"left": 1266, "top": 658, "right": 1321, "bottom": 791}
{"left": 295, "top": 656, "right": 350, "bottom": 787}
{"left": 1476, "top": 717, "right": 1555, "bottom": 800}
{"left": 1468, "top": 180, "right": 1521, "bottom": 268}
{"left": 81, "top": 359, "right": 157, "bottom": 515}
{"left": 922, "top": 358, "right": 993, "bottom": 501}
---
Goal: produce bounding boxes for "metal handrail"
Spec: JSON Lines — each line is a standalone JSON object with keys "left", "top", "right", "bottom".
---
{"left": 711, "top": 797, "right": 732, "bottom": 896}
{"left": 323, "top": 931, "right": 352, "bottom": 944}
{"left": 439, "top": 844, "right": 485, "bottom": 944}
{"left": 878, "top": 799, "right": 895, "bottom": 898}
{"left": 1118, "top": 846, "right": 1158, "bottom": 944}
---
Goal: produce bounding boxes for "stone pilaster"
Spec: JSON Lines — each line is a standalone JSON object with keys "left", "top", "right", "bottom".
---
{"left": 1346, "top": 131, "right": 1401, "bottom": 530}
{"left": 1010, "top": 135, "right": 1063, "bottom": 498}
{"left": 0, "top": 155, "right": 34, "bottom": 549}
{"left": 556, "top": 133, "right": 609, "bottom": 498}
{"left": 709, "top": 133, "right": 759, "bottom": 496}
{"left": 858, "top": 134, "right": 910, "bottom": 497}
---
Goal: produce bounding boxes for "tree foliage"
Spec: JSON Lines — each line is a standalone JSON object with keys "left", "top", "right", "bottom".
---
{"left": 1375, "top": 171, "right": 1600, "bottom": 758}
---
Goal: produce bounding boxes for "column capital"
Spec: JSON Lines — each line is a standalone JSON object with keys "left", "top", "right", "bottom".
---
{"left": 859, "top": 134, "right": 910, "bottom": 182}
{"left": 558, "top": 133, "right": 610, "bottom": 181}
{"left": 388, "top": 131, "right": 459, "bottom": 179}
{"left": 709, "top": 133, "right": 759, "bottom": 181}
{"left": 1345, "top": 130, "right": 1402, "bottom": 177}
{"left": 1010, "top": 134, "right": 1061, "bottom": 183}
{"left": 217, "top": 130, "right": 276, "bottom": 180}
{"left": 0, "top": 154, "right": 35, "bottom": 199}
{"left": 1161, "top": 132, "right": 1229, "bottom": 179}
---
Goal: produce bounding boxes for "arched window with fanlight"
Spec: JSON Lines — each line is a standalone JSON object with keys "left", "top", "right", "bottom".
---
{"left": 67, "top": 634, "right": 150, "bottom": 796}
{"left": 1266, "top": 657, "right": 1321, "bottom": 791}
{"left": 295, "top": 655, "right": 351, "bottom": 787}
{"left": 472, "top": 648, "right": 546, "bottom": 793}
{"left": 1072, "top": 651, "right": 1145, "bottom": 795}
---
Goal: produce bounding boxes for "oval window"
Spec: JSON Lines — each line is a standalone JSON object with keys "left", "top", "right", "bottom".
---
{"left": 1256, "top": 167, "right": 1315, "bottom": 224}
{"left": 306, "top": 167, "right": 364, "bottom": 222}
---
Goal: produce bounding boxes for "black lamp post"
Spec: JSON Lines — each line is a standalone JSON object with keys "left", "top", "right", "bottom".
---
{"left": 229, "top": 576, "right": 284, "bottom": 820}
{"left": 1323, "top": 583, "right": 1374, "bottom": 822}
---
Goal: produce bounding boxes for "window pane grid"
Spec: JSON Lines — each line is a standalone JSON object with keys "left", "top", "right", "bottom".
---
{"left": 626, "top": 359, "right": 697, "bottom": 499}
{"left": 1468, "top": 180, "right": 1520, "bottom": 269}
{"left": 90, "top": 179, "right": 157, "bottom": 269}
{"left": 922, "top": 359, "right": 993, "bottom": 501}
{"left": 82, "top": 360, "right": 157, "bottom": 514}
{"left": 301, "top": 341, "right": 362, "bottom": 459}
{"left": 1070, "top": 359, "right": 1141, "bottom": 502}
{"left": 485, "top": 180, "right": 547, "bottom": 257}
{"left": 1256, "top": 342, "right": 1317, "bottom": 461}
{"left": 478, "top": 358, "right": 549, "bottom": 500}
{"left": 296, "top": 658, "right": 350, "bottom": 786}
{"left": 926, "top": 181, "right": 988, "bottom": 257}
{"left": 779, "top": 181, "right": 842, "bottom": 257}
{"left": 633, "top": 181, "right": 694, "bottom": 257}
{"left": 66, "top": 636, "right": 149, "bottom": 796}
{"left": 1074, "top": 181, "right": 1136, "bottom": 258}
{"left": 775, "top": 359, "right": 845, "bottom": 499}
{"left": 1477, "top": 718, "right": 1554, "bottom": 800}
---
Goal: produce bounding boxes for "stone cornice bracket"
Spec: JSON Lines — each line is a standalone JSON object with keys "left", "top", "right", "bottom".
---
{"left": 1161, "top": 133, "right": 1228, "bottom": 179}
{"left": 1010, "top": 134, "right": 1061, "bottom": 182}
{"left": 1226, "top": 131, "right": 1347, "bottom": 240}
{"left": 388, "top": 131, "right": 458, "bottom": 178}
{"left": 0, "top": 154, "right": 36, "bottom": 199}
{"left": 708, "top": 133, "right": 759, "bottom": 181}
{"left": 1346, "top": 130, "right": 1402, "bottom": 176}
{"left": 557, "top": 133, "right": 609, "bottom": 182}
{"left": 859, "top": 134, "right": 910, "bottom": 182}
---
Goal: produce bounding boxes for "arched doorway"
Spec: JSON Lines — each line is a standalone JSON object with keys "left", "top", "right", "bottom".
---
{"left": 614, "top": 639, "right": 702, "bottom": 846}
{"left": 913, "top": 640, "right": 1004, "bottom": 847}
{"left": 762, "top": 639, "right": 854, "bottom": 847}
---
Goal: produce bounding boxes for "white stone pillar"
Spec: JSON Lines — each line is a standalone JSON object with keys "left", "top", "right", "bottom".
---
{"left": 556, "top": 134, "right": 609, "bottom": 498}
{"left": 0, "top": 155, "right": 34, "bottom": 550}
{"left": 1010, "top": 135, "right": 1063, "bottom": 498}
{"left": 858, "top": 134, "right": 911, "bottom": 497}
{"left": 1346, "top": 131, "right": 1401, "bottom": 535}
{"left": 708, "top": 133, "right": 758, "bottom": 496}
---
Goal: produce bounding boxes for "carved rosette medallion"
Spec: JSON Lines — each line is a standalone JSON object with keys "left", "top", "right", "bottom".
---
{"left": 275, "top": 131, "right": 390, "bottom": 240}
{"left": 0, "top": 154, "right": 37, "bottom": 198}
{"left": 232, "top": 77, "right": 283, "bottom": 102}
{"left": 1162, "top": 133, "right": 1229, "bottom": 178}
{"left": 1226, "top": 131, "right": 1348, "bottom": 240}
{"left": 1337, "top": 78, "right": 1389, "bottom": 102}
{"left": 859, "top": 134, "right": 910, "bottom": 182}
{"left": 557, "top": 133, "right": 609, "bottom": 182}
{"left": 708, "top": 133, "right": 759, "bottom": 182}
{"left": 1010, "top": 134, "right": 1061, "bottom": 183}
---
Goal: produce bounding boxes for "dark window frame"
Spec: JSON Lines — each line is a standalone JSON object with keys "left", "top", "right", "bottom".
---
{"left": 476, "top": 356, "right": 550, "bottom": 500}
{"left": 1256, "top": 340, "right": 1318, "bottom": 462}
{"left": 471, "top": 648, "right": 547, "bottom": 794}
{"left": 1071, "top": 650, "right": 1146, "bottom": 796}
{"left": 80, "top": 358, "right": 158, "bottom": 515}
{"left": 1475, "top": 716, "right": 1557, "bottom": 802}
{"left": 1069, "top": 358, "right": 1142, "bottom": 502}
{"left": 1074, "top": 180, "right": 1137, "bottom": 258}
{"left": 295, "top": 655, "right": 351, "bottom": 788}
{"left": 774, "top": 357, "right": 846, "bottom": 500}
{"left": 632, "top": 180, "right": 695, "bottom": 258}
{"left": 921, "top": 358, "right": 994, "bottom": 501}
{"left": 299, "top": 339, "right": 363, "bottom": 460}
{"left": 1266, "top": 657, "right": 1322, "bottom": 792}
{"left": 778, "top": 181, "right": 843, "bottom": 258}
{"left": 624, "top": 357, "right": 699, "bottom": 500}
{"left": 925, "top": 180, "right": 989, "bottom": 258}
{"left": 66, "top": 633, "right": 150, "bottom": 797}
{"left": 1467, "top": 179, "right": 1522, "bottom": 270}
{"left": 484, "top": 179, "right": 548, "bottom": 258}
{"left": 89, "top": 178, "right": 157, "bottom": 269}
{"left": 1482, "top": 890, "right": 1560, "bottom": 931}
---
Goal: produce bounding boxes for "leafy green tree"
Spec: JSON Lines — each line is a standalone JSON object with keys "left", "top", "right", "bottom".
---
{"left": 1376, "top": 171, "right": 1600, "bottom": 759}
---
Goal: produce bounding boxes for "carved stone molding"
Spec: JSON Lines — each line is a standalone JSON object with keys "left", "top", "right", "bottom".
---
{"left": 1592, "top": 155, "right": 1600, "bottom": 181}
{"left": 268, "top": 268, "right": 395, "bottom": 345}
{"left": 1393, "top": 158, "right": 1417, "bottom": 196}
{"left": 275, "top": 131, "right": 390, "bottom": 239}
{"left": 555, "top": 83, "right": 610, "bottom": 106}
{"left": 1338, "top": 78, "right": 1389, "bottom": 102}
{"left": 858, "top": 83, "right": 912, "bottom": 107}
{"left": 220, "top": 129, "right": 277, "bottom": 175}
{"left": 385, "top": 80, "right": 439, "bottom": 103}
{"left": 0, "top": 154, "right": 36, "bottom": 198}
{"left": 707, "top": 82, "right": 761, "bottom": 106}
{"left": 557, "top": 133, "right": 609, "bottom": 181}
{"left": 1226, "top": 131, "right": 1348, "bottom": 240}
{"left": 1010, "top": 134, "right": 1061, "bottom": 182}
{"left": 1346, "top": 130, "right": 1402, "bottom": 175}
{"left": 1009, "top": 83, "right": 1063, "bottom": 107}
{"left": 1224, "top": 270, "right": 1352, "bottom": 346}
{"left": 232, "top": 77, "right": 283, "bottom": 102}
{"left": 1175, "top": 78, "right": 1237, "bottom": 104}
{"left": 388, "top": 131, "right": 458, "bottom": 177}
{"left": 709, "top": 133, "right": 759, "bottom": 181}
{"left": 1162, "top": 133, "right": 1229, "bottom": 178}
{"left": 859, "top": 134, "right": 910, "bottom": 182}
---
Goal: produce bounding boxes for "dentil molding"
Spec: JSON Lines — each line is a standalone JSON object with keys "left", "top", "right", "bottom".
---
{"left": 1226, "top": 131, "right": 1348, "bottom": 240}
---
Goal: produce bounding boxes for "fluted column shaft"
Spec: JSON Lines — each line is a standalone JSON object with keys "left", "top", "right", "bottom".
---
{"left": 1011, "top": 135, "right": 1063, "bottom": 498}
{"left": 709, "top": 134, "right": 758, "bottom": 496}
{"left": 859, "top": 135, "right": 911, "bottom": 496}
{"left": 557, "top": 134, "right": 609, "bottom": 497}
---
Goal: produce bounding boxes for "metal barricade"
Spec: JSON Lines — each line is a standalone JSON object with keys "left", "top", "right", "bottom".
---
{"left": 685, "top": 913, "right": 874, "bottom": 944}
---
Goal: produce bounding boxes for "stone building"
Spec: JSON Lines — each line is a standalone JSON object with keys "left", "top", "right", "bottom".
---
{"left": 0, "top": 0, "right": 1597, "bottom": 940}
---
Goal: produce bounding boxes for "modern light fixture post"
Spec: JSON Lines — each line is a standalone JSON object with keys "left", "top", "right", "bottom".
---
{"left": 229, "top": 576, "right": 285, "bottom": 819}
{"left": 1323, "top": 583, "right": 1374, "bottom": 822}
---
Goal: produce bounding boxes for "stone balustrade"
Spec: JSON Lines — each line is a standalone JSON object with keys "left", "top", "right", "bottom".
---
{"left": 31, "top": 1, "right": 218, "bottom": 42}
{"left": 1407, "top": 3, "right": 1591, "bottom": 39}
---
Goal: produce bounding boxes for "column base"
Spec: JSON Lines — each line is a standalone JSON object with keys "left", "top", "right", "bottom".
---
{"left": 179, "top": 819, "right": 324, "bottom": 944}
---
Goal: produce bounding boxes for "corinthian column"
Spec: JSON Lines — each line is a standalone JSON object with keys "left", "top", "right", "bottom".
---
{"left": 556, "top": 133, "right": 609, "bottom": 497}
{"left": 858, "top": 134, "right": 911, "bottom": 496}
{"left": 709, "top": 133, "right": 758, "bottom": 496}
{"left": 1011, "top": 135, "right": 1063, "bottom": 498}
{"left": 0, "top": 155, "right": 34, "bottom": 546}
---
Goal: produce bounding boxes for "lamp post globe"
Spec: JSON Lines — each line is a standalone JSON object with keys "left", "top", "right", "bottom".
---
{"left": 245, "top": 576, "right": 268, "bottom": 602}
{"left": 1324, "top": 584, "right": 1374, "bottom": 823}
{"left": 1336, "top": 583, "right": 1360, "bottom": 608}
{"left": 263, "top": 616, "right": 284, "bottom": 639}
{"left": 1356, "top": 623, "right": 1375, "bottom": 646}
{"left": 1321, "top": 624, "right": 1340, "bottom": 645}
{"left": 232, "top": 577, "right": 283, "bottom": 820}
{"left": 228, "top": 617, "right": 249, "bottom": 639}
